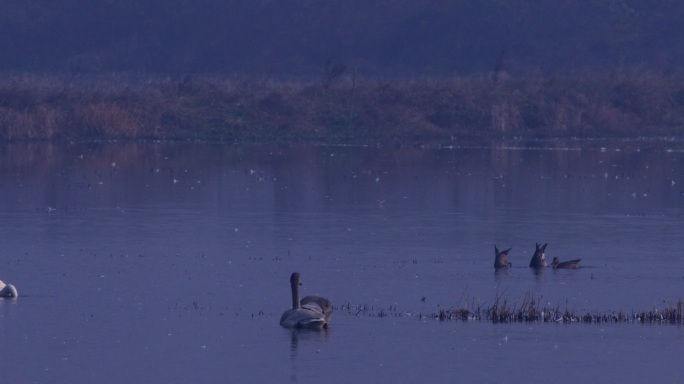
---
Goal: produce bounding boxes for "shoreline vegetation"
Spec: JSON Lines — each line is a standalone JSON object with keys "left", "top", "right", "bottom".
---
{"left": 344, "top": 295, "right": 684, "bottom": 325}
{"left": 2, "top": 73, "right": 684, "bottom": 144}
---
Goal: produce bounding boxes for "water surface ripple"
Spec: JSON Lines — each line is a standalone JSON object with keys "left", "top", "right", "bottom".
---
{"left": 1, "top": 141, "right": 682, "bottom": 382}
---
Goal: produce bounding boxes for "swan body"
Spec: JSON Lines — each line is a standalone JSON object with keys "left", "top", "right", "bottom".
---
{"left": 280, "top": 272, "right": 330, "bottom": 329}
{"left": 280, "top": 306, "right": 326, "bottom": 329}
{"left": 0, "top": 280, "right": 18, "bottom": 298}
{"left": 301, "top": 295, "right": 334, "bottom": 324}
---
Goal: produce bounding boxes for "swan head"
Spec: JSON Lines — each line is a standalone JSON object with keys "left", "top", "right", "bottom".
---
{"left": 290, "top": 272, "right": 302, "bottom": 286}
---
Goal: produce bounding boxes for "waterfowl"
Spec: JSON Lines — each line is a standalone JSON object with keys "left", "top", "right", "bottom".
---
{"left": 280, "top": 272, "right": 329, "bottom": 329}
{"left": 494, "top": 245, "right": 512, "bottom": 268}
{"left": 300, "top": 295, "right": 334, "bottom": 324}
{"left": 0, "top": 280, "right": 18, "bottom": 298}
{"left": 551, "top": 257, "right": 582, "bottom": 269}
{"left": 529, "top": 243, "right": 548, "bottom": 268}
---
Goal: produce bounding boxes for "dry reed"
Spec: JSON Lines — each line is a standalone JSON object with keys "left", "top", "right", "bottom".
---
{"left": 342, "top": 296, "right": 684, "bottom": 325}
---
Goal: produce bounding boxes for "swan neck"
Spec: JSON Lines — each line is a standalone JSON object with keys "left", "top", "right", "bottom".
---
{"left": 291, "top": 280, "right": 300, "bottom": 309}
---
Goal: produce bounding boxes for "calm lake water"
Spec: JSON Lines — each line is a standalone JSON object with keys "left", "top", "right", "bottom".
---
{"left": 1, "top": 140, "right": 683, "bottom": 382}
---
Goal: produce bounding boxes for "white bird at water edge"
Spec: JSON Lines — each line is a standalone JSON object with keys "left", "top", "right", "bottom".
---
{"left": 0, "top": 279, "right": 18, "bottom": 298}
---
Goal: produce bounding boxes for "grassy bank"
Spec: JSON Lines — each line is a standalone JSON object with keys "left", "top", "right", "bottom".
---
{"left": 1, "top": 73, "right": 684, "bottom": 144}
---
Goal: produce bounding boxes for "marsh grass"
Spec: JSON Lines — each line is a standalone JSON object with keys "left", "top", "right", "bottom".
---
{"left": 343, "top": 296, "right": 684, "bottom": 325}
{"left": 1, "top": 73, "right": 684, "bottom": 143}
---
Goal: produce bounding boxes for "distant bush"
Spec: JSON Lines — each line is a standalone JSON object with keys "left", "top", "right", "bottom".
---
{"left": 1, "top": 73, "right": 683, "bottom": 143}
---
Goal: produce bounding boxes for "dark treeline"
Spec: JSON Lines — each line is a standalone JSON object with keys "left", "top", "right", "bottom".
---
{"left": 3, "top": 1, "right": 684, "bottom": 142}
{"left": 2, "top": 0, "right": 684, "bottom": 77}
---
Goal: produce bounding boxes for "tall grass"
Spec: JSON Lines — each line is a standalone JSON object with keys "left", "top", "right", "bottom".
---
{"left": 342, "top": 295, "right": 684, "bottom": 325}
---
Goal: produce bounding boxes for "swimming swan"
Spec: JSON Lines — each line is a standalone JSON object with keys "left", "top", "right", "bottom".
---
{"left": 0, "top": 280, "right": 18, "bottom": 298}
{"left": 280, "top": 272, "right": 329, "bottom": 329}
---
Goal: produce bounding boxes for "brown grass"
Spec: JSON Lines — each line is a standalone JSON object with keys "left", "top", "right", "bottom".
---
{"left": 1, "top": 73, "right": 684, "bottom": 143}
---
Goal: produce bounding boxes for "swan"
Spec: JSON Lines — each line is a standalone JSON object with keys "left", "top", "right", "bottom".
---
{"left": 280, "top": 272, "right": 329, "bottom": 329}
{"left": 0, "top": 279, "right": 18, "bottom": 298}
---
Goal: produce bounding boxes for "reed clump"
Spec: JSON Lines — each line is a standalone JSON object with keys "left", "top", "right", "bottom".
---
{"left": 2, "top": 73, "right": 684, "bottom": 143}
{"left": 439, "top": 297, "right": 684, "bottom": 325}
{"left": 347, "top": 297, "right": 684, "bottom": 326}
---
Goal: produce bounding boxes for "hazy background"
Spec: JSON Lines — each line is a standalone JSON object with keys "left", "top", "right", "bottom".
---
{"left": 2, "top": 0, "right": 683, "bottom": 78}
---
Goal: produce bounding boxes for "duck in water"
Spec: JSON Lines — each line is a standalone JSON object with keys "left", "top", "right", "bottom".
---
{"left": 529, "top": 243, "right": 548, "bottom": 268}
{"left": 551, "top": 257, "right": 582, "bottom": 269}
{"left": 494, "top": 245, "right": 512, "bottom": 269}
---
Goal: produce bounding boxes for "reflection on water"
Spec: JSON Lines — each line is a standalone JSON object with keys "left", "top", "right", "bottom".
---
{"left": 1, "top": 140, "right": 683, "bottom": 383}
{"left": 494, "top": 268, "right": 511, "bottom": 280}
{"left": 289, "top": 328, "right": 330, "bottom": 357}
{"left": 288, "top": 328, "right": 331, "bottom": 383}
{"left": 530, "top": 266, "right": 547, "bottom": 281}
